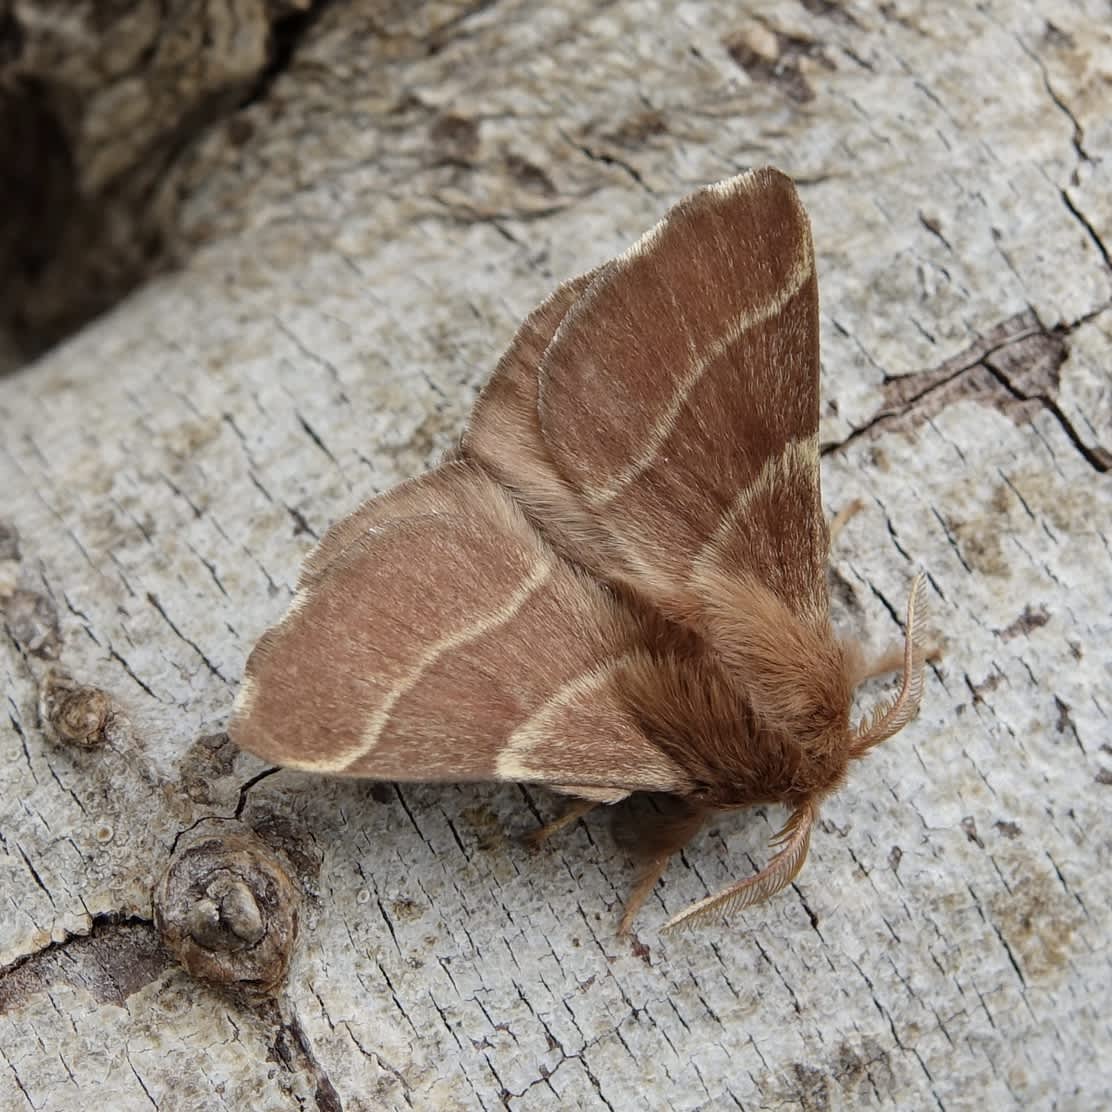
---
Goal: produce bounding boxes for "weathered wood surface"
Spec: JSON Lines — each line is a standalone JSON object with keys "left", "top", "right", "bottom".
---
{"left": 2, "top": 1, "right": 1110, "bottom": 1108}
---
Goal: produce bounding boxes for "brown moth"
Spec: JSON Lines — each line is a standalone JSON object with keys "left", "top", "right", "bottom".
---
{"left": 230, "top": 167, "right": 929, "bottom": 932}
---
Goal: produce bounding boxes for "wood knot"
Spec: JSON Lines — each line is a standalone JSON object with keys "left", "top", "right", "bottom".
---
{"left": 154, "top": 831, "right": 299, "bottom": 995}
{"left": 186, "top": 877, "right": 266, "bottom": 950}
{"left": 39, "top": 669, "right": 115, "bottom": 747}
{"left": 430, "top": 112, "right": 480, "bottom": 163}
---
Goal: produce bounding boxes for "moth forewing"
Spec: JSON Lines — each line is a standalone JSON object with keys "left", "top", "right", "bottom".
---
{"left": 230, "top": 167, "right": 932, "bottom": 933}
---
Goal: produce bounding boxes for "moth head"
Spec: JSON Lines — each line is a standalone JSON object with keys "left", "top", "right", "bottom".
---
{"left": 662, "top": 577, "right": 929, "bottom": 932}
{"left": 698, "top": 571, "right": 929, "bottom": 802}
{"left": 700, "top": 573, "right": 860, "bottom": 791}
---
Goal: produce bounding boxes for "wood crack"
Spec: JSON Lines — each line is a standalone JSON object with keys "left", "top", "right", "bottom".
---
{"left": 823, "top": 308, "right": 1111, "bottom": 472}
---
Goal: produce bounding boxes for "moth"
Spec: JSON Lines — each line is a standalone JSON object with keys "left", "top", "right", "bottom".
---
{"left": 230, "top": 167, "right": 929, "bottom": 932}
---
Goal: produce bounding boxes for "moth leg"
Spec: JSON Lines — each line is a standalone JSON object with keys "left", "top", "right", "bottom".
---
{"left": 616, "top": 799, "right": 706, "bottom": 934}
{"left": 828, "top": 498, "right": 865, "bottom": 546}
{"left": 618, "top": 854, "right": 672, "bottom": 935}
{"left": 526, "top": 799, "right": 596, "bottom": 848}
{"left": 857, "top": 643, "right": 905, "bottom": 681}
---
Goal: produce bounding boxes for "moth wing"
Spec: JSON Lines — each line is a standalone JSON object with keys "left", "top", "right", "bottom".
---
{"left": 462, "top": 269, "right": 618, "bottom": 572}
{"left": 230, "top": 462, "right": 690, "bottom": 797}
{"left": 465, "top": 271, "right": 597, "bottom": 481}
{"left": 297, "top": 464, "right": 459, "bottom": 588}
{"left": 534, "top": 167, "right": 828, "bottom": 625}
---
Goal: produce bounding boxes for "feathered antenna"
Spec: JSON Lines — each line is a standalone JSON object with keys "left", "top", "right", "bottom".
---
{"left": 661, "top": 802, "right": 815, "bottom": 931}
{"left": 850, "top": 573, "right": 928, "bottom": 756}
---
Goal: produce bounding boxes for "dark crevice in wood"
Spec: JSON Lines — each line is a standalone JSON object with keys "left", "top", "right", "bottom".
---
{"left": 0, "top": 2, "right": 335, "bottom": 366}
{"left": 258, "top": 998, "right": 345, "bottom": 1112}
{"left": 0, "top": 914, "right": 162, "bottom": 1013}
{"left": 823, "top": 307, "right": 1111, "bottom": 473}
{"left": 244, "top": 1, "right": 338, "bottom": 111}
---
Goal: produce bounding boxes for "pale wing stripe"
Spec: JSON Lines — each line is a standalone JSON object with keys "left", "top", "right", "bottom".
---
{"left": 286, "top": 556, "right": 556, "bottom": 773}
{"left": 497, "top": 658, "right": 629, "bottom": 780}
{"left": 498, "top": 653, "right": 680, "bottom": 790}
{"left": 583, "top": 242, "right": 813, "bottom": 508}
{"left": 611, "top": 169, "right": 761, "bottom": 268}
{"left": 689, "top": 433, "right": 819, "bottom": 580}
{"left": 548, "top": 784, "right": 630, "bottom": 803}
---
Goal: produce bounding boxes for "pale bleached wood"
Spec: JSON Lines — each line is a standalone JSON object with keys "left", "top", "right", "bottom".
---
{"left": 2, "top": 1, "right": 1110, "bottom": 1109}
